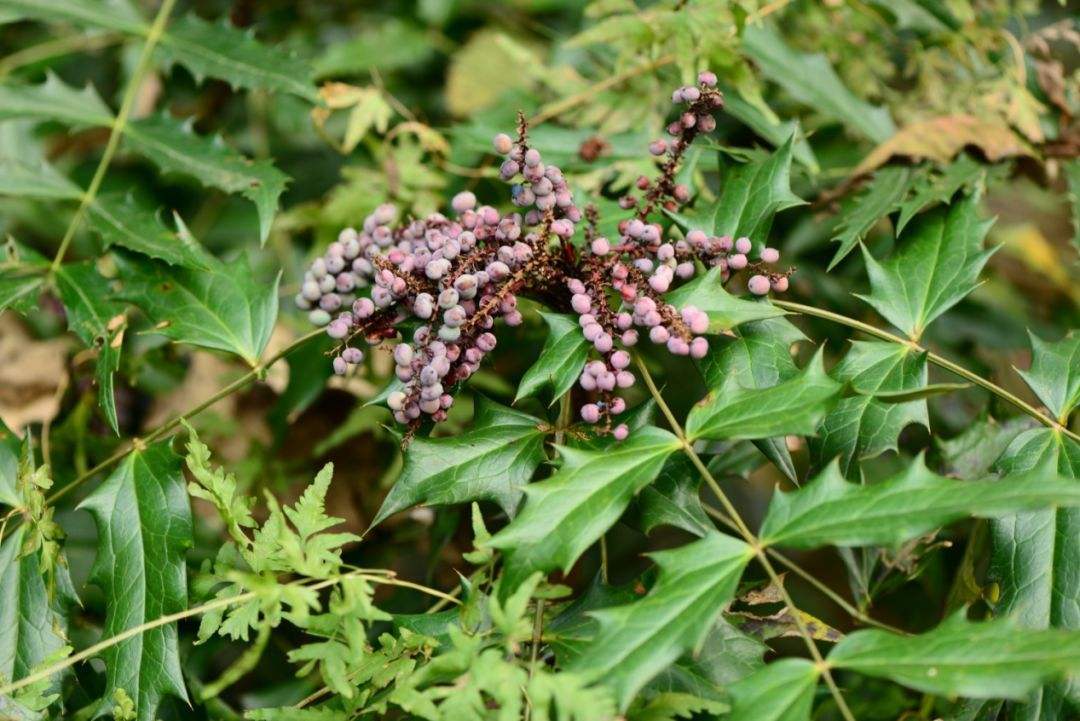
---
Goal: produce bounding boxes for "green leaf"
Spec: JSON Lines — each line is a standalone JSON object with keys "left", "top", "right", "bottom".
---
{"left": 759, "top": 454, "right": 1080, "bottom": 549}
{"left": 54, "top": 262, "right": 125, "bottom": 434}
{"left": 665, "top": 267, "right": 784, "bottom": 333}
{"left": 78, "top": 440, "right": 193, "bottom": 721}
{"left": 372, "top": 398, "right": 548, "bottom": 526}
{"left": 741, "top": 24, "right": 896, "bottom": 143}
{"left": 856, "top": 196, "right": 995, "bottom": 341}
{"left": 828, "top": 613, "right": 1080, "bottom": 700}
{"left": 1016, "top": 330, "right": 1079, "bottom": 422}
{"left": 720, "top": 88, "right": 818, "bottom": 172}
{"left": 568, "top": 533, "right": 753, "bottom": 711}
{"left": 487, "top": 426, "right": 680, "bottom": 592}
{"left": 686, "top": 347, "right": 841, "bottom": 442}
{"left": 828, "top": 167, "right": 913, "bottom": 270}
{"left": 809, "top": 341, "right": 928, "bottom": 476}
{"left": 0, "top": 527, "right": 70, "bottom": 694}
{"left": 0, "top": 73, "right": 114, "bottom": 128}
{"left": 0, "top": 159, "right": 82, "bottom": 200}
{"left": 895, "top": 155, "right": 984, "bottom": 234}
{"left": 115, "top": 251, "right": 279, "bottom": 366}
{"left": 864, "top": 382, "right": 970, "bottom": 403}
{"left": 988, "top": 429, "right": 1080, "bottom": 716}
{"left": 87, "top": 194, "right": 213, "bottom": 269}
{"left": 709, "top": 135, "right": 805, "bottom": 243}
{"left": 0, "top": 419, "right": 19, "bottom": 506}
{"left": 313, "top": 18, "right": 433, "bottom": 78}
{"left": 515, "top": 312, "right": 589, "bottom": 405}
{"left": 125, "top": 115, "right": 288, "bottom": 243}
{"left": 726, "top": 658, "right": 819, "bottom": 721}
{"left": 934, "top": 414, "right": 1034, "bottom": 479}
{"left": 158, "top": 15, "right": 318, "bottom": 102}
{"left": 0, "top": 269, "right": 45, "bottom": 316}
{"left": 0, "top": 0, "right": 145, "bottom": 34}
{"left": 632, "top": 454, "right": 713, "bottom": 537}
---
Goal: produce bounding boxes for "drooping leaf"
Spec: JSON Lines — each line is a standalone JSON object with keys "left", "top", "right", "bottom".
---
{"left": 54, "top": 262, "right": 125, "bottom": 433}
{"left": 810, "top": 341, "right": 928, "bottom": 476}
{"left": 568, "top": 532, "right": 753, "bottom": 710}
{"left": 686, "top": 347, "right": 841, "bottom": 443}
{"left": 759, "top": 454, "right": 1080, "bottom": 549}
{"left": 632, "top": 454, "right": 712, "bottom": 537}
{"left": 934, "top": 414, "right": 1035, "bottom": 479}
{"left": 665, "top": 268, "right": 784, "bottom": 334}
{"left": 114, "top": 251, "right": 279, "bottom": 367}
{"left": 372, "top": 398, "right": 548, "bottom": 525}
{"left": 1016, "top": 330, "right": 1079, "bottom": 423}
{"left": 0, "top": 159, "right": 82, "bottom": 200}
{"left": 487, "top": 426, "right": 680, "bottom": 592}
{"left": 720, "top": 88, "right": 817, "bottom": 172}
{"left": 726, "top": 658, "right": 818, "bottom": 721}
{"left": 0, "top": 0, "right": 145, "bottom": 33}
{"left": 895, "top": 155, "right": 984, "bottom": 234}
{"left": 78, "top": 441, "right": 192, "bottom": 721}
{"left": 741, "top": 25, "right": 896, "bottom": 143}
{"left": 709, "top": 134, "right": 805, "bottom": 244}
{"left": 828, "top": 613, "right": 1080, "bottom": 700}
{"left": 157, "top": 15, "right": 318, "bottom": 101}
{"left": 988, "top": 429, "right": 1080, "bottom": 716}
{"left": 828, "top": 167, "right": 913, "bottom": 270}
{"left": 856, "top": 195, "right": 995, "bottom": 341}
{"left": 86, "top": 194, "right": 213, "bottom": 269}
{"left": 0, "top": 73, "right": 114, "bottom": 128}
{"left": 515, "top": 312, "right": 589, "bottom": 405}
{"left": 125, "top": 115, "right": 288, "bottom": 243}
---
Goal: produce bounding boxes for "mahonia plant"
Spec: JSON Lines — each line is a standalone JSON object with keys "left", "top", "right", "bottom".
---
{"left": 296, "top": 72, "right": 791, "bottom": 439}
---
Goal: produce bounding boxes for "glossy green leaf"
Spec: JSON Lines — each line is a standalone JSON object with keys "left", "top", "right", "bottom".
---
{"left": 896, "top": 155, "right": 984, "bottom": 234}
{"left": 686, "top": 347, "right": 841, "bottom": 442}
{"left": 372, "top": 398, "right": 547, "bottom": 525}
{"left": 0, "top": 159, "right": 82, "bottom": 200}
{"left": 710, "top": 134, "right": 805, "bottom": 244}
{"left": 828, "top": 613, "right": 1080, "bottom": 699}
{"left": 115, "top": 251, "right": 279, "bottom": 366}
{"left": 632, "top": 454, "right": 712, "bottom": 537}
{"left": 78, "top": 440, "right": 192, "bottom": 721}
{"left": 856, "top": 196, "right": 995, "bottom": 341}
{"left": 934, "top": 414, "right": 1034, "bottom": 479}
{"left": 720, "top": 88, "right": 817, "bottom": 172}
{"left": 0, "top": 0, "right": 145, "bottom": 34}
{"left": 568, "top": 532, "right": 753, "bottom": 710}
{"left": 87, "top": 194, "right": 213, "bottom": 269}
{"left": 0, "top": 73, "right": 114, "bottom": 128}
{"left": 0, "top": 269, "right": 45, "bottom": 316}
{"left": 125, "top": 115, "right": 288, "bottom": 243}
{"left": 158, "top": 15, "right": 318, "bottom": 101}
{"left": 828, "top": 167, "right": 912, "bottom": 270}
{"left": 487, "top": 426, "right": 680, "bottom": 592}
{"left": 810, "top": 341, "right": 928, "bottom": 476}
{"left": 665, "top": 267, "right": 784, "bottom": 333}
{"left": 726, "top": 658, "right": 818, "bottom": 721}
{"left": 989, "top": 429, "right": 1080, "bottom": 716}
{"left": 1016, "top": 330, "right": 1079, "bottom": 422}
{"left": 865, "top": 382, "right": 970, "bottom": 403}
{"left": 760, "top": 454, "right": 1080, "bottom": 549}
{"left": 54, "top": 262, "right": 124, "bottom": 434}
{"left": 515, "top": 312, "right": 589, "bottom": 405}
{"left": 741, "top": 24, "right": 896, "bottom": 143}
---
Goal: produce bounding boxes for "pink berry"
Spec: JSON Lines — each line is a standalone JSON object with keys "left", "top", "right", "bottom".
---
{"left": 735, "top": 237, "right": 752, "bottom": 254}
{"left": 493, "top": 133, "right": 513, "bottom": 154}
{"left": 591, "top": 237, "right": 611, "bottom": 256}
{"left": 690, "top": 337, "right": 709, "bottom": 359}
{"left": 761, "top": 247, "right": 780, "bottom": 263}
{"left": 613, "top": 424, "right": 630, "bottom": 441}
{"left": 748, "top": 274, "right": 771, "bottom": 295}
{"left": 698, "top": 71, "right": 718, "bottom": 87}
{"left": 728, "top": 253, "right": 747, "bottom": 270}
{"left": 581, "top": 403, "right": 601, "bottom": 424}
{"left": 771, "top": 276, "right": 790, "bottom": 292}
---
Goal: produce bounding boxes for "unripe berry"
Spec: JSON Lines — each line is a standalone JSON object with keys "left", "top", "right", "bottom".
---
{"left": 616, "top": 370, "right": 635, "bottom": 388}
{"left": 524, "top": 148, "right": 541, "bottom": 167}
{"left": 610, "top": 350, "right": 631, "bottom": 369}
{"left": 698, "top": 70, "right": 718, "bottom": 87}
{"left": 452, "top": 191, "right": 477, "bottom": 214}
{"left": 333, "top": 356, "right": 348, "bottom": 375}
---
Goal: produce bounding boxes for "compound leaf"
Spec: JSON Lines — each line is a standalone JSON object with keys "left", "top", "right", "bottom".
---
{"left": 1016, "top": 330, "right": 1079, "bottom": 423}
{"left": 87, "top": 194, "right": 213, "bottom": 269}
{"left": 372, "top": 398, "right": 547, "bottom": 526}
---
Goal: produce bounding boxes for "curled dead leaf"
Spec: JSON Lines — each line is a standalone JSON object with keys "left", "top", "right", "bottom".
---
{"left": 0, "top": 315, "right": 70, "bottom": 431}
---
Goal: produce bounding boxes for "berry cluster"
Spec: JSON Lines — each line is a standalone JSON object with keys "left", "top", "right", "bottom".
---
{"left": 297, "top": 71, "right": 791, "bottom": 440}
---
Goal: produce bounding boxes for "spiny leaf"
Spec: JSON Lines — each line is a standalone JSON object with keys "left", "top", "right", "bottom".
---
{"left": 759, "top": 454, "right": 1080, "bottom": 549}
{"left": 0, "top": 158, "right": 82, "bottom": 200}
{"left": 828, "top": 613, "right": 1080, "bottom": 700}
{"left": 78, "top": 440, "right": 192, "bottom": 721}
{"left": 0, "top": 73, "right": 114, "bottom": 128}
{"left": 1016, "top": 330, "right": 1079, "bottom": 422}
{"left": 726, "top": 658, "right": 819, "bottom": 721}
{"left": 487, "top": 426, "right": 680, "bottom": 592}
{"left": 515, "top": 312, "right": 590, "bottom": 405}
{"left": 665, "top": 267, "right": 784, "bottom": 333}
{"left": 856, "top": 195, "right": 995, "bottom": 341}
{"left": 372, "top": 398, "right": 548, "bottom": 526}
{"left": 741, "top": 24, "right": 896, "bottom": 143}
{"left": 720, "top": 88, "right": 817, "bottom": 172}
{"left": 828, "top": 167, "right": 913, "bottom": 270}
{"left": 809, "top": 340, "right": 928, "bottom": 477}
{"left": 54, "top": 262, "right": 125, "bottom": 434}
{"left": 895, "top": 155, "right": 984, "bottom": 234}
{"left": 686, "top": 347, "right": 842, "bottom": 442}
{"left": 709, "top": 134, "right": 805, "bottom": 244}
{"left": 114, "top": 251, "right": 279, "bottom": 366}
{"left": 158, "top": 15, "right": 318, "bottom": 102}
{"left": 632, "top": 454, "right": 712, "bottom": 538}
{"left": 125, "top": 115, "right": 288, "bottom": 243}
{"left": 568, "top": 532, "right": 753, "bottom": 710}
{"left": 0, "top": 269, "right": 45, "bottom": 316}
{"left": 86, "top": 194, "right": 213, "bottom": 269}
{"left": 0, "top": 0, "right": 145, "bottom": 34}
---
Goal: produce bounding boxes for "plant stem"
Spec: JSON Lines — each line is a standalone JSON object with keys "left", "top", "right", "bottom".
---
{"left": 48, "top": 0, "right": 177, "bottom": 274}
{"left": 772, "top": 299, "right": 1079, "bottom": 443}
{"left": 634, "top": 355, "right": 858, "bottom": 721}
